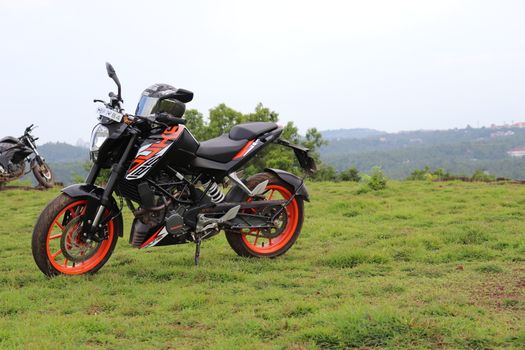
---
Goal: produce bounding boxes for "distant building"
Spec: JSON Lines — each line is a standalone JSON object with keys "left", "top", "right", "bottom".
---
{"left": 491, "top": 131, "right": 514, "bottom": 138}
{"left": 512, "top": 122, "right": 525, "bottom": 128}
{"left": 507, "top": 147, "right": 525, "bottom": 157}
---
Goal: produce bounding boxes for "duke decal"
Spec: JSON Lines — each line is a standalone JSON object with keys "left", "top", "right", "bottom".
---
{"left": 126, "top": 126, "right": 184, "bottom": 180}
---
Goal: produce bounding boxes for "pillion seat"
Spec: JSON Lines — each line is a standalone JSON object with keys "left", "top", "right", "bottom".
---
{"left": 196, "top": 122, "right": 278, "bottom": 163}
{"left": 228, "top": 122, "right": 278, "bottom": 140}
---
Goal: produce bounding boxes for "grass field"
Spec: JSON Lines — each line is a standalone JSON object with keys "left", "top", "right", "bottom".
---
{"left": 0, "top": 181, "right": 524, "bottom": 349}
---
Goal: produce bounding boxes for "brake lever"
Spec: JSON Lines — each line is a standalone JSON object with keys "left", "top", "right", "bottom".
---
{"left": 93, "top": 99, "right": 106, "bottom": 104}
{"left": 131, "top": 115, "right": 169, "bottom": 129}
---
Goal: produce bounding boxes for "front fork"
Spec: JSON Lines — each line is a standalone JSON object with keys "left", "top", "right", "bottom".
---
{"left": 84, "top": 134, "right": 137, "bottom": 239}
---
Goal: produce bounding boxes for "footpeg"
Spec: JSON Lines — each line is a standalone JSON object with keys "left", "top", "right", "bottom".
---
{"left": 196, "top": 205, "right": 240, "bottom": 233}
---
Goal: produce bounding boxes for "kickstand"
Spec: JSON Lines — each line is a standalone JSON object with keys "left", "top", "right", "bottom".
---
{"left": 194, "top": 237, "right": 201, "bottom": 266}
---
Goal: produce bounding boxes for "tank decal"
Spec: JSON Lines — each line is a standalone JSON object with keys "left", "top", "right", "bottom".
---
{"left": 126, "top": 126, "right": 184, "bottom": 180}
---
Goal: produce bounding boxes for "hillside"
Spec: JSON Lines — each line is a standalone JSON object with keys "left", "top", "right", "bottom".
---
{"left": 321, "top": 128, "right": 386, "bottom": 140}
{"left": 0, "top": 181, "right": 523, "bottom": 349}
{"left": 38, "top": 142, "right": 89, "bottom": 163}
{"left": 320, "top": 127, "right": 525, "bottom": 179}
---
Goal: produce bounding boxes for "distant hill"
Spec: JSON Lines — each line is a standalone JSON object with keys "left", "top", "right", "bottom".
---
{"left": 319, "top": 127, "right": 525, "bottom": 179}
{"left": 321, "top": 128, "right": 386, "bottom": 140}
{"left": 39, "top": 142, "right": 89, "bottom": 163}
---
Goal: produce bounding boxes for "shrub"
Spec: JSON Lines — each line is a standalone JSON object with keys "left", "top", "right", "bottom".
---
{"left": 471, "top": 169, "right": 495, "bottom": 182}
{"left": 367, "top": 166, "right": 387, "bottom": 191}
{"left": 407, "top": 166, "right": 451, "bottom": 181}
{"left": 339, "top": 166, "right": 361, "bottom": 182}
{"left": 312, "top": 164, "right": 338, "bottom": 182}
{"left": 407, "top": 166, "right": 431, "bottom": 181}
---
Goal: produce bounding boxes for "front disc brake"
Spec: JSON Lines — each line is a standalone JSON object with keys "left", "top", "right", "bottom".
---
{"left": 60, "top": 216, "right": 102, "bottom": 263}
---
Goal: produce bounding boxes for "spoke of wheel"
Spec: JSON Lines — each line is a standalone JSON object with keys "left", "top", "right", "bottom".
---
{"left": 268, "top": 238, "right": 272, "bottom": 246}
{"left": 49, "top": 234, "right": 62, "bottom": 240}
{"left": 51, "top": 249, "right": 62, "bottom": 259}
{"left": 267, "top": 190, "right": 275, "bottom": 200}
{"left": 63, "top": 259, "right": 69, "bottom": 267}
{"left": 253, "top": 231, "right": 260, "bottom": 245}
{"left": 54, "top": 220, "right": 64, "bottom": 231}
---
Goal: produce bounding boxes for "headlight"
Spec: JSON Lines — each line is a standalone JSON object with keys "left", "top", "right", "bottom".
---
{"left": 90, "top": 124, "right": 109, "bottom": 161}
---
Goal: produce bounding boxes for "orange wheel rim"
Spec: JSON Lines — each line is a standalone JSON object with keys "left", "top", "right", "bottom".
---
{"left": 241, "top": 185, "right": 299, "bottom": 254}
{"left": 45, "top": 200, "right": 114, "bottom": 274}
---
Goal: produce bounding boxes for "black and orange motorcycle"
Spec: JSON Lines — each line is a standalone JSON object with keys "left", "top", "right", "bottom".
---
{"left": 32, "top": 63, "right": 315, "bottom": 276}
{"left": 0, "top": 125, "right": 54, "bottom": 189}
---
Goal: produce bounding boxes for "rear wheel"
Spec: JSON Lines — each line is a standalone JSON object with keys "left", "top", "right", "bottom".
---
{"left": 225, "top": 172, "right": 304, "bottom": 258}
{"left": 32, "top": 194, "right": 120, "bottom": 276}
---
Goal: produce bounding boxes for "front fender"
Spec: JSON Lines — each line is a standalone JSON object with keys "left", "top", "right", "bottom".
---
{"left": 264, "top": 168, "right": 310, "bottom": 202}
{"left": 61, "top": 184, "right": 124, "bottom": 237}
{"left": 62, "top": 184, "right": 104, "bottom": 201}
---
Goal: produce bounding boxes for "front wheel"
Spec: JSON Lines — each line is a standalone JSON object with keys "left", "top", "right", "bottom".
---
{"left": 225, "top": 172, "right": 304, "bottom": 258}
{"left": 32, "top": 194, "right": 120, "bottom": 276}
{"left": 31, "top": 159, "right": 54, "bottom": 188}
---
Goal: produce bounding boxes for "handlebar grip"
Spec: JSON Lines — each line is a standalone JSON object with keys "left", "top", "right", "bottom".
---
{"left": 156, "top": 114, "right": 186, "bottom": 125}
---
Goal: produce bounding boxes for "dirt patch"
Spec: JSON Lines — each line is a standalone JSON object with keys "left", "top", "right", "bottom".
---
{"left": 469, "top": 269, "right": 525, "bottom": 313}
{"left": 87, "top": 305, "right": 103, "bottom": 315}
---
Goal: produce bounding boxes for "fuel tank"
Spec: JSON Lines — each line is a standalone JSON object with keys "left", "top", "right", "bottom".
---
{"left": 125, "top": 125, "right": 199, "bottom": 181}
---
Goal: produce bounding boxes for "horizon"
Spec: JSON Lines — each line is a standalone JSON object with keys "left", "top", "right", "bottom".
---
{"left": 41, "top": 122, "right": 525, "bottom": 146}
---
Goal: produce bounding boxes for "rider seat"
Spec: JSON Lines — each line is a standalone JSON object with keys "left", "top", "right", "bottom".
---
{"left": 196, "top": 122, "right": 277, "bottom": 163}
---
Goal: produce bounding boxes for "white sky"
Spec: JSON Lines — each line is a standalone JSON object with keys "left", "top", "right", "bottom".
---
{"left": 0, "top": 0, "right": 524, "bottom": 143}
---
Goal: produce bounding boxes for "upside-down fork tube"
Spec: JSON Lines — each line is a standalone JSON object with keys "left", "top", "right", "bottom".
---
{"left": 81, "top": 133, "right": 137, "bottom": 238}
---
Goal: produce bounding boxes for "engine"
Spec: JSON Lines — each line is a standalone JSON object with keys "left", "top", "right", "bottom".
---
{"left": 127, "top": 170, "right": 227, "bottom": 247}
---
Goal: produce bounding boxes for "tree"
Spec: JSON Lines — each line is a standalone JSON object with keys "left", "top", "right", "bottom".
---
{"left": 208, "top": 104, "right": 243, "bottom": 138}
{"left": 303, "top": 127, "right": 327, "bottom": 150}
{"left": 184, "top": 109, "right": 208, "bottom": 141}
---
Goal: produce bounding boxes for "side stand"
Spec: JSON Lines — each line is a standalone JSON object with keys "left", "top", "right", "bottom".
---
{"left": 194, "top": 237, "right": 201, "bottom": 266}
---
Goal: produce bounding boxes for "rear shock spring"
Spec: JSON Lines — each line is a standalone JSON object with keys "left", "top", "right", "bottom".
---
{"left": 202, "top": 180, "right": 225, "bottom": 203}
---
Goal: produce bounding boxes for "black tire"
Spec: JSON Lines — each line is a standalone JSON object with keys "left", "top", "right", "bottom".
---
{"left": 32, "top": 159, "right": 54, "bottom": 188}
{"left": 225, "top": 172, "right": 304, "bottom": 258}
{"left": 32, "top": 193, "right": 121, "bottom": 277}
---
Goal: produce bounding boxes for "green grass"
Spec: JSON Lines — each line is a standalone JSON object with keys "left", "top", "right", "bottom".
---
{"left": 0, "top": 180, "right": 524, "bottom": 349}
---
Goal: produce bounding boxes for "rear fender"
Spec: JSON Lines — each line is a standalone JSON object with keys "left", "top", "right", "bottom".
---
{"left": 264, "top": 168, "right": 310, "bottom": 202}
{"left": 62, "top": 184, "right": 124, "bottom": 237}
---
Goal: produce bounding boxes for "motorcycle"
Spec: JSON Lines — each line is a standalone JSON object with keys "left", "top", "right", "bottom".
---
{"left": 0, "top": 125, "right": 54, "bottom": 189}
{"left": 32, "top": 63, "right": 316, "bottom": 276}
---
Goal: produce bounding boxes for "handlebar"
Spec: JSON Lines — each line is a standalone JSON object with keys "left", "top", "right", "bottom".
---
{"left": 25, "top": 124, "right": 36, "bottom": 134}
{"left": 156, "top": 113, "right": 186, "bottom": 125}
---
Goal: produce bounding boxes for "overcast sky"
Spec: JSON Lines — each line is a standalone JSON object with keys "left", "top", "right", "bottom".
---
{"left": 1, "top": 0, "right": 524, "bottom": 144}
